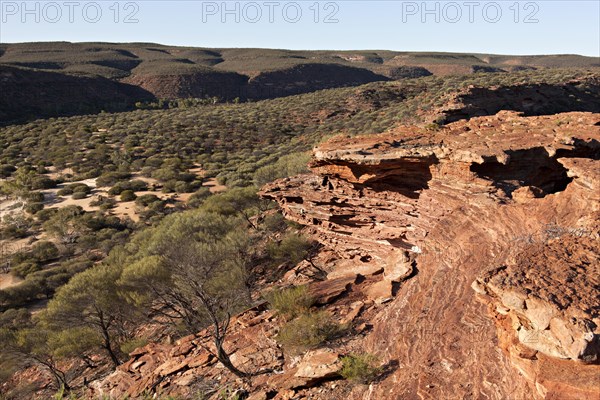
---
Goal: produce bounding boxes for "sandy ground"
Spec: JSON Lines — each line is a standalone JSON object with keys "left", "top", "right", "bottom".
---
{"left": 4, "top": 169, "right": 225, "bottom": 234}
{"left": 203, "top": 178, "right": 227, "bottom": 193}
{"left": 0, "top": 198, "right": 24, "bottom": 220}
{"left": 0, "top": 273, "right": 23, "bottom": 290}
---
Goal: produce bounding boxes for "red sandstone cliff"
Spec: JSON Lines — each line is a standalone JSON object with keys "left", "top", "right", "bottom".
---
{"left": 261, "top": 111, "right": 600, "bottom": 399}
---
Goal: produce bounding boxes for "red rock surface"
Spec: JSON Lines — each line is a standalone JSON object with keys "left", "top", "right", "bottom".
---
{"left": 262, "top": 111, "right": 600, "bottom": 399}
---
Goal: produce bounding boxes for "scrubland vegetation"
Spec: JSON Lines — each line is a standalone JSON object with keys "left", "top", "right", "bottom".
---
{"left": 0, "top": 67, "right": 598, "bottom": 397}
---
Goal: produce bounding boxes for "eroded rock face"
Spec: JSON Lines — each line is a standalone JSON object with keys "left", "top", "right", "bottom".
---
{"left": 474, "top": 234, "right": 599, "bottom": 363}
{"left": 261, "top": 111, "right": 600, "bottom": 399}
{"left": 438, "top": 79, "right": 600, "bottom": 123}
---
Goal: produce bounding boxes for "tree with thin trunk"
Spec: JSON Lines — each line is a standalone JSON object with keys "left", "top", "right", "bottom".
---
{"left": 119, "top": 209, "right": 252, "bottom": 377}
{"left": 0, "top": 310, "right": 71, "bottom": 392}
{"left": 41, "top": 259, "right": 137, "bottom": 368}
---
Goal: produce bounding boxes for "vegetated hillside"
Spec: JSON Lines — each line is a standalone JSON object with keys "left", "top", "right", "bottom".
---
{"left": 0, "top": 65, "right": 155, "bottom": 125}
{"left": 1, "top": 69, "right": 597, "bottom": 186}
{"left": 0, "top": 68, "right": 599, "bottom": 400}
{"left": 1, "top": 42, "right": 599, "bottom": 123}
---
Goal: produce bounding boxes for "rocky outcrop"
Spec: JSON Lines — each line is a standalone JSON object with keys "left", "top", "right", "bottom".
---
{"left": 122, "top": 65, "right": 249, "bottom": 100}
{"left": 245, "top": 63, "right": 390, "bottom": 99}
{"left": 473, "top": 233, "right": 599, "bottom": 363}
{"left": 262, "top": 111, "right": 600, "bottom": 399}
{"left": 438, "top": 78, "right": 600, "bottom": 123}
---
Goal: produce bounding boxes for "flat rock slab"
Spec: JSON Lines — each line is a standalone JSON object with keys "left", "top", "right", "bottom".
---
{"left": 327, "top": 258, "right": 384, "bottom": 280}
{"left": 365, "top": 280, "right": 394, "bottom": 304}
{"left": 309, "top": 275, "right": 357, "bottom": 305}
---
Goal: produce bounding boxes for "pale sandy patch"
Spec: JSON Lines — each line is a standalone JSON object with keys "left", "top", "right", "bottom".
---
{"left": 0, "top": 273, "right": 23, "bottom": 290}
{"left": 112, "top": 201, "right": 139, "bottom": 222}
{"left": 0, "top": 198, "right": 23, "bottom": 219}
{"left": 203, "top": 178, "right": 227, "bottom": 193}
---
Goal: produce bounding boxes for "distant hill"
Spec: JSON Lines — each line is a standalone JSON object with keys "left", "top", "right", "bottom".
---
{"left": 1, "top": 42, "right": 599, "bottom": 124}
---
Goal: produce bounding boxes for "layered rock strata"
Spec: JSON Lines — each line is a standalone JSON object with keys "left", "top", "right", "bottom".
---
{"left": 261, "top": 111, "right": 600, "bottom": 399}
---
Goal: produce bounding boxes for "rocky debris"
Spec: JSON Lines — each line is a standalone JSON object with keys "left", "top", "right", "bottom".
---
{"left": 365, "top": 280, "right": 394, "bottom": 304}
{"left": 309, "top": 275, "right": 357, "bottom": 305}
{"left": 341, "top": 301, "right": 364, "bottom": 325}
{"left": 473, "top": 233, "right": 600, "bottom": 363}
{"left": 261, "top": 112, "right": 600, "bottom": 400}
{"left": 294, "top": 349, "right": 342, "bottom": 382}
{"left": 262, "top": 349, "right": 342, "bottom": 392}
{"left": 93, "top": 304, "right": 284, "bottom": 399}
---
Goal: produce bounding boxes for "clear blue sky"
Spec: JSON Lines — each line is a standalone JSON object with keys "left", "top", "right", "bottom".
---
{"left": 1, "top": 1, "right": 598, "bottom": 56}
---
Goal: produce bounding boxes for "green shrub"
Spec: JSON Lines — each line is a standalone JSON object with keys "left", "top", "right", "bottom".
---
{"left": 71, "top": 192, "right": 87, "bottom": 200}
{"left": 108, "top": 180, "right": 148, "bottom": 195}
{"left": 11, "top": 261, "right": 42, "bottom": 278}
{"left": 57, "top": 187, "right": 73, "bottom": 196}
{"left": 31, "top": 241, "right": 60, "bottom": 262}
{"left": 90, "top": 195, "right": 117, "bottom": 210}
{"left": 276, "top": 311, "right": 343, "bottom": 351}
{"left": 70, "top": 183, "right": 91, "bottom": 194}
{"left": 0, "top": 164, "right": 16, "bottom": 178}
{"left": 120, "top": 337, "right": 149, "bottom": 355}
{"left": 30, "top": 176, "right": 57, "bottom": 190}
{"left": 135, "top": 194, "right": 160, "bottom": 207}
{"left": 261, "top": 212, "right": 286, "bottom": 233}
{"left": 265, "top": 285, "right": 314, "bottom": 319}
{"left": 253, "top": 152, "right": 311, "bottom": 187}
{"left": 267, "top": 233, "right": 312, "bottom": 265}
{"left": 120, "top": 190, "right": 137, "bottom": 202}
{"left": 96, "top": 171, "right": 132, "bottom": 187}
{"left": 339, "top": 353, "right": 382, "bottom": 384}
{"left": 187, "top": 188, "right": 211, "bottom": 208}
{"left": 35, "top": 208, "right": 58, "bottom": 222}
{"left": 24, "top": 191, "right": 45, "bottom": 203}
{"left": 174, "top": 180, "right": 192, "bottom": 193}
{"left": 24, "top": 202, "right": 44, "bottom": 214}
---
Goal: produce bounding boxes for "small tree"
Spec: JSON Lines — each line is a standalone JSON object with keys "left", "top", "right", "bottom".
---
{"left": 202, "top": 187, "right": 271, "bottom": 230}
{"left": 119, "top": 210, "right": 252, "bottom": 377}
{"left": 0, "top": 310, "right": 71, "bottom": 391}
{"left": 41, "top": 260, "right": 137, "bottom": 368}
{"left": 42, "top": 206, "right": 86, "bottom": 245}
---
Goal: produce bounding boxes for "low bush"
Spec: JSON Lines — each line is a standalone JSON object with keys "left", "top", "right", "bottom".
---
{"left": 276, "top": 311, "right": 343, "bottom": 351}
{"left": 120, "top": 190, "right": 137, "bottom": 202}
{"left": 24, "top": 191, "right": 44, "bottom": 203}
{"left": 11, "top": 261, "right": 42, "bottom": 278}
{"left": 96, "top": 171, "right": 131, "bottom": 187}
{"left": 135, "top": 194, "right": 161, "bottom": 207}
{"left": 30, "top": 176, "right": 57, "bottom": 190}
{"left": 71, "top": 192, "right": 87, "bottom": 200}
{"left": 35, "top": 208, "right": 58, "bottom": 222}
{"left": 24, "top": 202, "right": 44, "bottom": 214}
{"left": 265, "top": 285, "right": 314, "bottom": 320}
{"left": 90, "top": 196, "right": 117, "bottom": 210}
{"left": 187, "top": 188, "right": 211, "bottom": 208}
{"left": 57, "top": 187, "right": 73, "bottom": 196}
{"left": 108, "top": 180, "right": 148, "bottom": 196}
{"left": 70, "top": 183, "right": 91, "bottom": 194}
{"left": 339, "top": 353, "right": 382, "bottom": 384}
{"left": 31, "top": 241, "right": 60, "bottom": 262}
{"left": 120, "top": 337, "right": 149, "bottom": 355}
{"left": 267, "top": 233, "right": 312, "bottom": 265}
